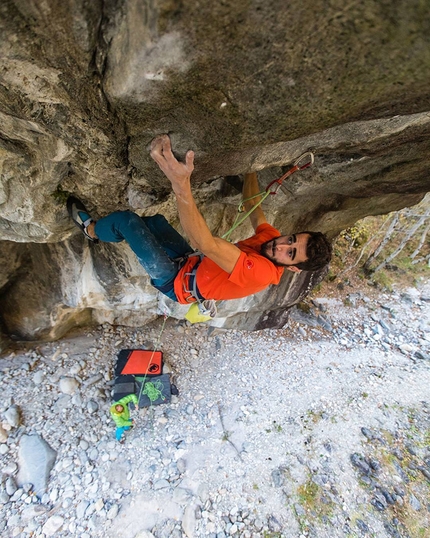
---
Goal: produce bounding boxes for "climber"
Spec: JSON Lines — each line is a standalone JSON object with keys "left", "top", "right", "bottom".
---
{"left": 67, "top": 134, "right": 331, "bottom": 306}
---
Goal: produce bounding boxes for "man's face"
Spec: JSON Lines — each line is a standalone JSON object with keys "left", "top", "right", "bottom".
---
{"left": 260, "top": 233, "right": 310, "bottom": 271}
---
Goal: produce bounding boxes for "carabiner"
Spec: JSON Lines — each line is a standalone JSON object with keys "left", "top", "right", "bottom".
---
{"left": 293, "top": 151, "right": 314, "bottom": 170}
{"left": 265, "top": 177, "right": 286, "bottom": 195}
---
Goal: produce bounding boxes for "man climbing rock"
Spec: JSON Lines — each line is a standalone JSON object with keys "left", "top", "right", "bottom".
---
{"left": 67, "top": 134, "right": 331, "bottom": 307}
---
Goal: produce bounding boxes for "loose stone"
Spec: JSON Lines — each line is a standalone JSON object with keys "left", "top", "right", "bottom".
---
{"left": 59, "top": 377, "right": 80, "bottom": 394}
{"left": 5, "top": 476, "right": 17, "bottom": 496}
{"left": 409, "top": 494, "right": 421, "bottom": 511}
{"left": 42, "top": 515, "right": 64, "bottom": 536}
{"left": 5, "top": 405, "right": 21, "bottom": 428}
{"left": 0, "top": 425, "right": 8, "bottom": 442}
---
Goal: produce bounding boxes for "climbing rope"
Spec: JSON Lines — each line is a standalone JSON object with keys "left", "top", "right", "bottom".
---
{"left": 142, "top": 379, "right": 166, "bottom": 402}
{"left": 222, "top": 151, "right": 314, "bottom": 241}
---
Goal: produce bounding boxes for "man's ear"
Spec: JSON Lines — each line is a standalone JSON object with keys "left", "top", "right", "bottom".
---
{"left": 285, "top": 265, "right": 302, "bottom": 273}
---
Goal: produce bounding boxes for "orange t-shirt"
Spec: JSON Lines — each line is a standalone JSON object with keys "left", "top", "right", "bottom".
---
{"left": 173, "top": 223, "right": 284, "bottom": 304}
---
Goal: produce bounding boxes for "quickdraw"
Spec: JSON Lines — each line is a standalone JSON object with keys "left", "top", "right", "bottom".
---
{"left": 264, "top": 151, "right": 314, "bottom": 195}
{"left": 222, "top": 151, "right": 314, "bottom": 241}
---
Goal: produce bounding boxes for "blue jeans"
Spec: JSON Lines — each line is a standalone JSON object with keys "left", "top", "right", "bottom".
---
{"left": 95, "top": 212, "right": 193, "bottom": 301}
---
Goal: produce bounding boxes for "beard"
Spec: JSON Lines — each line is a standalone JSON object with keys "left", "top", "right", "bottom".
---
{"left": 260, "top": 239, "right": 288, "bottom": 267}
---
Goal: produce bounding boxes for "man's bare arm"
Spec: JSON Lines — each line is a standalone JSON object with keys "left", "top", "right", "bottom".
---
{"left": 242, "top": 172, "right": 267, "bottom": 231}
{"left": 150, "top": 135, "right": 241, "bottom": 273}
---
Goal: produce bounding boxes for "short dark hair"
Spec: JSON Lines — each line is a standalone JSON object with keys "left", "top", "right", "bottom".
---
{"left": 295, "top": 231, "right": 332, "bottom": 271}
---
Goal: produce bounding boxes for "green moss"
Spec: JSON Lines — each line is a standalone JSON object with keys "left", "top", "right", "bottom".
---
{"left": 297, "top": 478, "right": 335, "bottom": 522}
{"left": 370, "top": 271, "right": 393, "bottom": 292}
{"left": 378, "top": 449, "right": 396, "bottom": 468}
{"left": 272, "top": 420, "right": 283, "bottom": 433}
{"left": 340, "top": 225, "right": 371, "bottom": 247}
{"left": 297, "top": 302, "right": 311, "bottom": 314}
{"left": 382, "top": 430, "right": 394, "bottom": 443}
{"left": 51, "top": 185, "right": 71, "bottom": 205}
{"left": 222, "top": 431, "right": 230, "bottom": 441}
{"left": 303, "top": 410, "right": 324, "bottom": 427}
{"left": 312, "top": 282, "right": 323, "bottom": 293}
{"left": 298, "top": 480, "right": 319, "bottom": 508}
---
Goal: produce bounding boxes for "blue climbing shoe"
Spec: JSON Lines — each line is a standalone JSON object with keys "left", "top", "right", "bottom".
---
{"left": 66, "top": 196, "right": 98, "bottom": 243}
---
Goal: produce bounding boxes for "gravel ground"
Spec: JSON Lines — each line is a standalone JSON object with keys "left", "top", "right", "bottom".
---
{"left": 0, "top": 277, "right": 429, "bottom": 538}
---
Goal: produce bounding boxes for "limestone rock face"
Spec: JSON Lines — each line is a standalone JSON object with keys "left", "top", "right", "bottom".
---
{"left": 0, "top": 0, "right": 429, "bottom": 342}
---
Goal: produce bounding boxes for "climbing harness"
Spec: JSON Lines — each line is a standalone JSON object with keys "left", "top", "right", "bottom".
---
{"left": 183, "top": 253, "right": 205, "bottom": 302}
{"left": 181, "top": 253, "right": 218, "bottom": 322}
{"left": 222, "top": 151, "right": 314, "bottom": 242}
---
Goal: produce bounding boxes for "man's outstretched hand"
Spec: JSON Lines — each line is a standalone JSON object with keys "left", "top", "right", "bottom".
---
{"left": 150, "top": 134, "right": 241, "bottom": 271}
{"left": 150, "top": 134, "right": 195, "bottom": 194}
